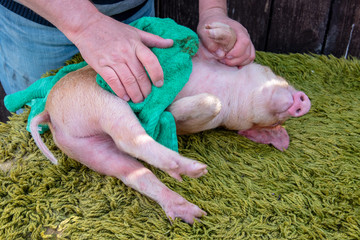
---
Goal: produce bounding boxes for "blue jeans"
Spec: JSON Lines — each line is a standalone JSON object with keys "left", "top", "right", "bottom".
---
{"left": 0, "top": 0, "right": 154, "bottom": 95}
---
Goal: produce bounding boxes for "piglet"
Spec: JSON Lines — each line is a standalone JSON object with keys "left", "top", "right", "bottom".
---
{"left": 172, "top": 22, "right": 311, "bottom": 151}
{"left": 30, "top": 22, "right": 310, "bottom": 224}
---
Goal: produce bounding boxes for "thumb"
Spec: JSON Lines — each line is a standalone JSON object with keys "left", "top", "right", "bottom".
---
{"left": 137, "top": 30, "right": 174, "bottom": 48}
{"left": 201, "top": 36, "right": 224, "bottom": 57}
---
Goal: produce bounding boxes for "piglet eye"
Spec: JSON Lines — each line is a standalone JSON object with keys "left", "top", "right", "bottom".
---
{"left": 270, "top": 122, "right": 279, "bottom": 127}
{"left": 270, "top": 88, "right": 293, "bottom": 113}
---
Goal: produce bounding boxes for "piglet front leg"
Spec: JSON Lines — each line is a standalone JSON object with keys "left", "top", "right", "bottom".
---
{"left": 169, "top": 93, "right": 222, "bottom": 134}
{"left": 196, "top": 22, "right": 237, "bottom": 61}
{"left": 205, "top": 22, "right": 236, "bottom": 57}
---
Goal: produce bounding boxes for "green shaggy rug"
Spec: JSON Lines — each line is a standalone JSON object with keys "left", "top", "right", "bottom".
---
{"left": 1, "top": 52, "right": 360, "bottom": 239}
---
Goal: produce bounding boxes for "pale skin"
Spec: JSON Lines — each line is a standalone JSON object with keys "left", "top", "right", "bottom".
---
{"left": 30, "top": 22, "right": 310, "bottom": 224}
{"left": 18, "top": 0, "right": 255, "bottom": 103}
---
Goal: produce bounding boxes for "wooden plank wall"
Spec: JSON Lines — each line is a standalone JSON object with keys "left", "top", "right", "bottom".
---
{"left": 156, "top": 0, "right": 360, "bottom": 57}
{"left": 1, "top": 0, "right": 359, "bottom": 122}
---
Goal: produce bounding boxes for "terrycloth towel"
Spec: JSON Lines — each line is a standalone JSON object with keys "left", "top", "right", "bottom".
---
{"left": 4, "top": 17, "right": 199, "bottom": 152}
{"left": 4, "top": 61, "right": 88, "bottom": 134}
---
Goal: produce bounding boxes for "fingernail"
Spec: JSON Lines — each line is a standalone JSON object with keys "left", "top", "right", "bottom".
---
{"left": 226, "top": 55, "right": 234, "bottom": 59}
{"left": 123, "top": 94, "right": 130, "bottom": 101}
{"left": 155, "top": 80, "right": 163, "bottom": 87}
{"left": 215, "top": 49, "right": 225, "bottom": 58}
{"left": 167, "top": 39, "right": 174, "bottom": 46}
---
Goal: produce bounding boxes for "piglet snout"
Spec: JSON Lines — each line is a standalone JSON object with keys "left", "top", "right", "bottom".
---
{"left": 287, "top": 91, "right": 311, "bottom": 117}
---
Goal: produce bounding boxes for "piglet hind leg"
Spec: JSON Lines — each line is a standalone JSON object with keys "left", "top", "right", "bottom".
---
{"left": 99, "top": 107, "right": 208, "bottom": 181}
{"left": 54, "top": 134, "right": 207, "bottom": 224}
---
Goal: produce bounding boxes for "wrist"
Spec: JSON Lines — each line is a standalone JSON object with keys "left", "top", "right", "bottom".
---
{"left": 17, "top": 0, "right": 102, "bottom": 42}
{"left": 200, "top": 7, "right": 227, "bottom": 19}
{"left": 199, "top": 0, "right": 227, "bottom": 20}
{"left": 56, "top": 7, "right": 102, "bottom": 42}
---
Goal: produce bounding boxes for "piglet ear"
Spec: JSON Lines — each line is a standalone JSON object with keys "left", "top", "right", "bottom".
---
{"left": 238, "top": 125, "right": 289, "bottom": 151}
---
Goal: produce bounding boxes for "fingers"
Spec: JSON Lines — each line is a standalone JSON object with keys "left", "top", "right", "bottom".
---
{"left": 101, "top": 31, "right": 172, "bottom": 103}
{"left": 125, "top": 57, "right": 153, "bottom": 101}
{"left": 100, "top": 64, "right": 144, "bottom": 103}
{"left": 197, "top": 14, "right": 256, "bottom": 67}
{"left": 99, "top": 45, "right": 165, "bottom": 103}
{"left": 115, "top": 63, "right": 145, "bottom": 103}
{"left": 99, "top": 40, "right": 170, "bottom": 103}
{"left": 203, "top": 38, "right": 221, "bottom": 56}
{"left": 136, "top": 44, "right": 164, "bottom": 88}
{"left": 222, "top": 36, "right": 256, "bottom": 66}
{"left": 74, "top": 18, "right": 174, "bottom": 103}
{"left": 98, "top": 66, "right": 129, "bottom": 101}
{"left": 138, "top": 30, "right": 174, "bottom": 48}
{"left": 99, "top": 60, "right": 152, "bottom": 103}
{"left": 137, "top": 30, "right": 173, "bottom": 86}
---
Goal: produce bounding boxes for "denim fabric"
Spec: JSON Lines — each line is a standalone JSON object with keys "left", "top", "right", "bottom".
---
{"left": 0, "top": 0, "right": 154, "bottom": 95}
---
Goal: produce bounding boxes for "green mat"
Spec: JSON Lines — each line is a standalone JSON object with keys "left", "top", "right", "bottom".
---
{"left": 1, "top": 52, "right": 359, "bottom": 239}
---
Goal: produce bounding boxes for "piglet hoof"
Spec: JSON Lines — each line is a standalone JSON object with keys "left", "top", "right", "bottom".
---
{"left": 163, "top": 193, "right": 207, "bottom": 224}
{"left": 205, "top": 22, "right": 237, "bottom": 53}
{"left": 167, "top": 157, "right": 208, "bottom": 181}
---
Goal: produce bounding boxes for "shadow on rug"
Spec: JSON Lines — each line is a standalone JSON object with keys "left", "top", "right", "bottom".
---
{"left": 1, "top": 52, "right": 359, "bottom": 239}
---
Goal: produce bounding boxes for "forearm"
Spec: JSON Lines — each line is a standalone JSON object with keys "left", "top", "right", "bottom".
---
{"left": 17, "top": 0, "right": 101, "bottom": 41}
{"left": 199, "top": 0, "right": 227, "bottom": 17}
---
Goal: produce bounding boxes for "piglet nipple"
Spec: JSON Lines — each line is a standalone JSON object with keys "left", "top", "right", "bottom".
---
{"left": 287, "top": 91, "right": 311, "bottom": 117}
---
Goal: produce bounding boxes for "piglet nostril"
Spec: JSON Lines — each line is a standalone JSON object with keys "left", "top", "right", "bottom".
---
{"left": 288, "top": 91, "right": 311, "bottom": 117}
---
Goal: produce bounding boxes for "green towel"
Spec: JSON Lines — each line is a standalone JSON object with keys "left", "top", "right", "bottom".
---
{"left": 4, "top": 61, "right": 88, "bottom": 134}
{"left": 4, "top": 17, "right": 199, "bottom": 152}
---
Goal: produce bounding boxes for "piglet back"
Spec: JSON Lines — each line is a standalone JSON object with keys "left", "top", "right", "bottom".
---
{"left": 30, "top": 111, "right": 58, "bottom": 165}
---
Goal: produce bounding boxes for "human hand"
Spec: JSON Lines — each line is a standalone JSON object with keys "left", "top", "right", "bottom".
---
{"left": 197, "top": 9, "right": 255, "bottom": 67}
{"left": 72, "top": 14, "right": 173, "bottom": 103}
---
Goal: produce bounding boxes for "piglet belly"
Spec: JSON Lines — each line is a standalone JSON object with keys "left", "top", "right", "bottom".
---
{"left": 176, "top": 57, "right": 239, "bottom": 100}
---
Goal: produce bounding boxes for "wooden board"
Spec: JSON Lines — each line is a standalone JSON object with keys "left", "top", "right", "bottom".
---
{"left": 155, "top": 0, "right": 199, "bottom": 31}
{"left": 227, "top": 0, "right": 273, "bottom": 51}
{"left": 266, "top": 0, "right": 332, "bottom": 54}
{"left": 156, "top": 0, "right": 273, "bottom": 51}
{"left": 155, "top": 0, "right": 360, "bottom": 57}
{"left": 323, "top": 0, "right": 360, "bottom": 58}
